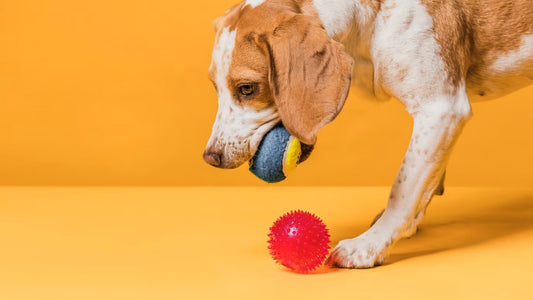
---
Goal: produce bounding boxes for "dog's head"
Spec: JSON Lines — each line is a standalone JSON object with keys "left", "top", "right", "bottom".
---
{"left": 203, "top": 0, "right": 353, "bottom": 168}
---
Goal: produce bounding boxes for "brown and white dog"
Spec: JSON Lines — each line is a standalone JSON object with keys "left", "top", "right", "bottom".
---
{"left": 202, "top": 0, "right": 533, "bottom": 268}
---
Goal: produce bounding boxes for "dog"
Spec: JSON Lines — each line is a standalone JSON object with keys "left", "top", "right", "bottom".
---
{"left": 202, "top": 0, "right": 533, "bottom": 268}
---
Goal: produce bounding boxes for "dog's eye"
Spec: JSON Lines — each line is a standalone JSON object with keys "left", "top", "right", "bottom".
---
{"left": 238, "top": 84, "right": 255, "bottom": 96}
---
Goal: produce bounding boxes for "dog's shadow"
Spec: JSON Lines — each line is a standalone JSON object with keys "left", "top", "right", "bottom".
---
{"left": 333, "top": 191, "right": 533, "bottom": 265}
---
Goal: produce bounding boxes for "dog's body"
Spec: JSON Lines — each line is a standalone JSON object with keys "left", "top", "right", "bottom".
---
{"left": 203, "top": 0, "right": 533, "bottom": 268}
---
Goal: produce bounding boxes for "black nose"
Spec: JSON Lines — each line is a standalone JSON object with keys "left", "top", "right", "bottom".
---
{"left": 203, "top": 148, "right": 222, "bottom": 167}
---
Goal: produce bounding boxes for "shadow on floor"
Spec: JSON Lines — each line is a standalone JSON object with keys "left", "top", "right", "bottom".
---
{"left": 334, "top": 192, "right": 533, "bottom": 265}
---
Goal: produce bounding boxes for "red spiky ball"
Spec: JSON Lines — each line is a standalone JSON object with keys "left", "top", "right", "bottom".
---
{"left": 268, "top": 210, "right": 330, "bottom": 273}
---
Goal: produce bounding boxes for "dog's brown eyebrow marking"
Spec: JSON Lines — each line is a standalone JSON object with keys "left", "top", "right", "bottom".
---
{"left": 229, "top": 68, "right": 265, "bottom": 83}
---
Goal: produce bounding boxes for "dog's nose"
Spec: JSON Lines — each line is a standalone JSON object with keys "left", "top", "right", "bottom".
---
{"left": 203, "top": 148, "right": 222, "bottom": 167}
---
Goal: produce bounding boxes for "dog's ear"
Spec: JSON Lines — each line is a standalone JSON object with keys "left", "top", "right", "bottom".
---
{"left": 259, "top": 14, "right": 353, "bottom": 144}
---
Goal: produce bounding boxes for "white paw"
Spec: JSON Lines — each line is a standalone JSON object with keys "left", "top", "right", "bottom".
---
{"left": 327, "top": 234, "right": 391, "bottom": 269}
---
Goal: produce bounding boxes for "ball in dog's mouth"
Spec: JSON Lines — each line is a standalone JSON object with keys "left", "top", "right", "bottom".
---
{"left": 248, "top": 124, "right": 314, "bottom": 183}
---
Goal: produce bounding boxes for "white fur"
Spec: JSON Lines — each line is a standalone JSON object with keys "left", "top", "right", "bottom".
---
{"left": 316, "top": 0, "right": 377, "bottom": 97}
{"left": 207, "top": 0, "right": 531, "bottom": 268}
{"left": 210, "top": 27, "right": 236, "bottom": 93}
{"left": 372, "top": 0, "right": 455, "bottom": 108}
{"left": 490, "top": 34, "right": 533, "bottom": 73}
{"left": 313, "top": 0, "right": 356, "bottom": 38}
{"left": 313, "top": 0, "right": 374, "bottom": 39}
{"left": 207, "top": 27, "right": 279, "bottom": 168}
{"left": 467, "top": 34, "right": 533, "bottom": 101}
{"left": 325, "top": 0, "right": 476, "bottom": 268}
{"left": 244, "top": 0, "right": 265, "bottom": 8}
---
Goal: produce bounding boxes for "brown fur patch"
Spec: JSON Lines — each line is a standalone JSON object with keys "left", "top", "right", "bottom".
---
{"left": 422, "top": 0, "right": 533, "bottom": 88}
{"left": 421, "top": 0, "right": 472, "bottom": 87}
{"left": 213, "top": 0, "right": 353, "bottom": 144}
{"left": 227, "top": 36, "right": 274, "bottom": 110}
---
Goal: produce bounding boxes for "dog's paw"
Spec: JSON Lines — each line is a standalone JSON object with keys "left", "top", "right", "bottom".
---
{"left": 326, "top": 235, "right": 391, "bottom": 269}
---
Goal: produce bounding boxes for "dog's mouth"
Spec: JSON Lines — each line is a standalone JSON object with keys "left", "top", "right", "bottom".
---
{"left": 298, "top": 142, "right": 314, "bottom": 164}
{"left": 244, "top": 122, "right": 315, "bottom": 169}
{"left": 247, "top": 134, "right": 315, "bottom": 166}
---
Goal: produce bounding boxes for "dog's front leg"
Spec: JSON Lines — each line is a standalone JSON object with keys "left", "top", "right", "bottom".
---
{"left": 328, "top": 98, "right": 472, "bottom": 268}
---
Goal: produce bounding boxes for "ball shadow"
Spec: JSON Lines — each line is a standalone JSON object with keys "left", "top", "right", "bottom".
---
{"left": 280, "top": 264, "right": 342, "bottom": 275}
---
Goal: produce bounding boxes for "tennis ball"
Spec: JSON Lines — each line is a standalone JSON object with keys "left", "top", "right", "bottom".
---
{"left": 249, "top": 124, "right": 312, "bottom": 183}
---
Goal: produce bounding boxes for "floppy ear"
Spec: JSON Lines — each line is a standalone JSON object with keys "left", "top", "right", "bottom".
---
{"left": 263, "top": 14, "right": 353, "bottom": 144}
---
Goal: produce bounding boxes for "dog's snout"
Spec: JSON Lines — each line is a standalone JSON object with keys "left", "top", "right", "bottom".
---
{"left": 203, "top": 148, "right": 222, "bottom": 167}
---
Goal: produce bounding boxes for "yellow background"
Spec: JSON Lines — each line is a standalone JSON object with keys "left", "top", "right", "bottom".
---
{"left": 1, "top": 2, "right": 532, "bottom": 299}
{"left": 1, "top": 186, "right": 532, "bottom": 299}
{"left": 1, "top": 0, "right": 532, "bottom": 187}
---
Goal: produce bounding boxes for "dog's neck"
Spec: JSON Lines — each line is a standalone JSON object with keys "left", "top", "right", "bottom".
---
{"left": 303, "top": 0, "right": 381, "bottom": 95}
{"left": 310, "top": 0, "right": 380, "bottom": 59}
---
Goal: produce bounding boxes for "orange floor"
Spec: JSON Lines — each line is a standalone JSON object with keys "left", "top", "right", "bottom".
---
{"left": 1, "top": 187, "right": 532, "bottom": 299}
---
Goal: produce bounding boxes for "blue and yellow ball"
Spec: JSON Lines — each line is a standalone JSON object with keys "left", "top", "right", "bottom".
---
{"left": 249, "top": 124, "right": 309, "bottom": 183}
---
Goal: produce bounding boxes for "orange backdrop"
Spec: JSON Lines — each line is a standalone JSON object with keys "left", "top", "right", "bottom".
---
{"left": 1, "top": 0, "right": 532, "bottom": 186}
